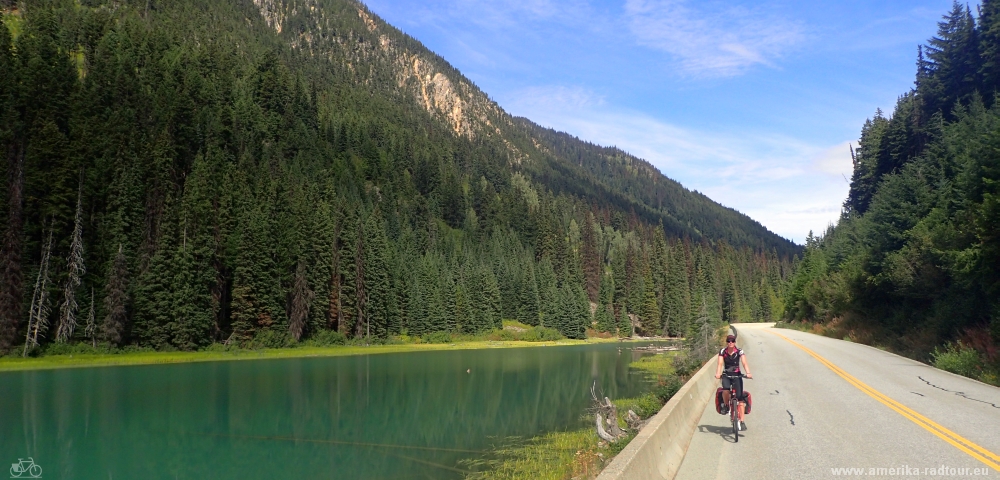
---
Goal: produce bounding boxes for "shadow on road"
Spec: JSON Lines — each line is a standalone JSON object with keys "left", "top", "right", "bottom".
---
{"left": 696, "top": 424, "right": 737, "bottom": 443}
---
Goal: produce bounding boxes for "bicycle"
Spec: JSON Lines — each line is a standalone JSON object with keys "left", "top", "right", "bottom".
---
{"left": 9, "top": 457, "right": 42, "bottom": 478}
{"left": 722, "top": 373, "right": 751, "bottom": 442}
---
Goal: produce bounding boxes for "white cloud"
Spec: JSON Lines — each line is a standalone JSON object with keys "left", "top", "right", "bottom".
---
{"left": 812, "top": 141, "right": 854, "bottom": 177}
{"left": 505, "top": 85, "right": 850, "bottom": 244}
{"left": 623, "top": 0, "right": 806, "bottom": 77}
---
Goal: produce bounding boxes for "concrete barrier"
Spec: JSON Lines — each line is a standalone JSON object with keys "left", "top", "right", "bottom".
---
{"left": 596, "top": 353, "right": 718, "bottom": 480}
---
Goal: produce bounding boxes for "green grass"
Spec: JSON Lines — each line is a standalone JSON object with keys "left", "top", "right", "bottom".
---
{"left": 628, "top": 351, "right": 678, "bottom": 378}
{"left": 462, "top": 428, "right": 608, "bottom": 480}
{"left": 463, "top": 352, "right": 688, "bottom": 480}
{"left": 0, "top": 336, "right": 629, "bottom": 372}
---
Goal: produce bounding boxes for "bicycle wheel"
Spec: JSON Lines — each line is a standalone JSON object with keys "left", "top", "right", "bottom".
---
{"left": 731, "top": 395, "right": 739, "bottom": 442}
{"left": 28, "top": 465, "right": 41, "bottom": 477}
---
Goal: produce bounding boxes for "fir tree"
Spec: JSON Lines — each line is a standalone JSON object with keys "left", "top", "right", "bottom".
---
{"left": 102, "top": 245, "right": 128, "bottom": 346}
{"left": 581, "top": 213, "right": 602, "bottom": 303}
{"left": 0, "top": 15, "right": 23, "bottom": 353}
{"left": 289, "top": 260, "right": 313, "bottom": 342}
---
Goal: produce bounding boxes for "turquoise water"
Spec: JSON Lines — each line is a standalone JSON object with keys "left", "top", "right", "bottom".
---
{"left": 0, "top": 343, "right": 664, "bottom": 479}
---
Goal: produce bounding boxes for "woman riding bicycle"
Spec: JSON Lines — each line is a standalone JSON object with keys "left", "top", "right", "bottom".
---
{"left": 715, "top": 334, "right": 753, "bottom": 430}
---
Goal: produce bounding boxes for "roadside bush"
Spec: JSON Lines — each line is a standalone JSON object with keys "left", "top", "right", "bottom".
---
{"left": 615, "top": 392, "right": 662, "bottom": 418}
{"left": 652, "top": 375, "right": 683, "bottom": 404}
{"left": 932, "top": 342, "right": 983, "bottom": 378}
{"left": 672, "top": 353, "right": 705, "bottom": 378}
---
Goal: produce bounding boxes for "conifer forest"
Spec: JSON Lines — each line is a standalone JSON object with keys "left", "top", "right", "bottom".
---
{"left": 0, "top": 0, "right": 797, "bottom": 354}
{"left": 786, "top": 1, "right": 1000, "bottom": 363}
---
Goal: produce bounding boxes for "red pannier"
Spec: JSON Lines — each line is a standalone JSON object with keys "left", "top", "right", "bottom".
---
{"left": 715, "top": 388, "right": 753, "bottom": 415}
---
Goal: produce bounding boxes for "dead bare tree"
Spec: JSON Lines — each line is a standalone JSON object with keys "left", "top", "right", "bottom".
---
{"left": 24, "top": 229, "right": 54, "bottom": 356}
{"left": 56, "top": 181, "right": 86, "bottom": 342}
{"left": 591, "top": 381, "right": 628, "bottom": 443}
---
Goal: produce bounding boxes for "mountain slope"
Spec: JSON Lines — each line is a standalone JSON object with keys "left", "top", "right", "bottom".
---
{"left": 0, "top": 0, "right": 795, "bottom": 353}
{"left": 250, "top": 0, "right": 795, "bottom": 255}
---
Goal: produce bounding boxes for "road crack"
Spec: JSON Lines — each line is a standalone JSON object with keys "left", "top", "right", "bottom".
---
{"left": 917, "top": 376, "right": 999, "bottom": 409}
{"left": 786, "top": 410, "right": 795, "bottom": 426}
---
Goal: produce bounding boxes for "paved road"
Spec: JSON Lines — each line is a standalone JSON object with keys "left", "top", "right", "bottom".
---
{"left": 675, "top": 323, "right": 1000, "bottom": 479}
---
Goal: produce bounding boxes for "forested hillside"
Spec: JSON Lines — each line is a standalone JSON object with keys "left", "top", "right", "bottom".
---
{"left": 785, "top": 1, "right": 1000, "bottom": 378}
{"left": 0, "top": 0, "right": 795, "bottom": 354}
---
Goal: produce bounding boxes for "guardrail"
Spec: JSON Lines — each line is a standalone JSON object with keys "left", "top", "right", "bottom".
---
{"left": 596, "top": 353, "right": 718, "bottom": 480}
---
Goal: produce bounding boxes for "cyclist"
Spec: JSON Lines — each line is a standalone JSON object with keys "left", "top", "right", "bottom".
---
{"left": 715, "top": 334, "right": 752, "bottom": 430}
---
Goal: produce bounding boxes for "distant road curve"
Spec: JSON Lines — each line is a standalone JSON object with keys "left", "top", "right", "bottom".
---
{"left": 675, "top": 323, "right": 1000, "bottom": 479}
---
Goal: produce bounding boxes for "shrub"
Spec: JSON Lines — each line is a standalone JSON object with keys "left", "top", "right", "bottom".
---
{"left": 933, "top": 342, "right": 983, "bottom": 378}
{"left": 520, "top": 329, "right": 541, "bottom": 342}
{"left": 249, "top": 329, "right": 293, "bottom": 349}
{"left": 305, "top": 329, "right": 347, "bottom": 347}
{"left": 672, "top": 353, "right": 706, "bottom": 378}
{"left": 425, "top": 331, "right": 453, "bottom": 344}
{"left": 614, "top": 392, "right": 663, "bottom": 419}
{"left": 489, "top": 330, "right": 516, "bottom": 341}
{"left": 652, "top": 375, "right": 683, "bottom": 404}
{"left": 535, "top": 327, "right": 563, "bottom": 341}
{"left": 41, "top": 342, "right": 115, "bottom": 356}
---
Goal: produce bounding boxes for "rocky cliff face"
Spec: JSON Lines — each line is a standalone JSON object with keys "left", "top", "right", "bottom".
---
{"left": 249, "top": 0, "right": 527, "bottom": 162}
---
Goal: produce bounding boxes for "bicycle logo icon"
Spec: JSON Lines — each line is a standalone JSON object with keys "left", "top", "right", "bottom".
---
{"left": 9, "top": 458, "right": 42, "bottom": 478}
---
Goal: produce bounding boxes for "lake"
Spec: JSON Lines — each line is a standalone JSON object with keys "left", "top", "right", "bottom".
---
{"left": 0, "top": 342, "right": 666, "bottom": 479}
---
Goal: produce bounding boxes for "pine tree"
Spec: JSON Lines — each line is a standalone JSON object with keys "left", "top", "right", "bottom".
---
{"left": 516, "top": 254, "right": 539, "bottom": 326}
{"left": 102, "top": 245, "right": 128, "bottom": 346}
{"left": 581, "top": 213, "right": 601, "bottom": 303}
{"left": 594, "top": 269, "right": 615, "bottom": 333}
{"left": 921, "top": 2, "right": 981, "bottom": 118}
{"left": 289, "top": 260, "right": 313, "bottom": 342}
{"left": 980, "top": 0, "right": 1000, "bottom": 96}
{"left": 83, "top": 288, "right": 96, "bottom": 348}
{"left": 617, "top": 304, "right": 632, "bottom": 338}
{"left": 642, "top": 268, "right": 661, "bottom": 335}
{"left": 0, "top": 15, "right": 23, "bottom": 353}
{"left": 362, "top": 208, "right": 391, "bottom": 338}
{"left": 595, "top": 302, "right": 615, "bottom": 334}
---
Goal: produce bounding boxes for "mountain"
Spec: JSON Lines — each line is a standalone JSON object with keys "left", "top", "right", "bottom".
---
{"left": 0, "top": 0, "right": 795, "bottom": 353}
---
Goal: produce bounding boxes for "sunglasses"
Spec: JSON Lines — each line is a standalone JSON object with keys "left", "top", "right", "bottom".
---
{"left": 726, "top": 340, "right": 735, "bottom": 343}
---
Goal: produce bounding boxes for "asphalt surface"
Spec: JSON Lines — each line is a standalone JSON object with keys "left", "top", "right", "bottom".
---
{"left": 675, "top": 323, "right": 1000, "bottom": 479}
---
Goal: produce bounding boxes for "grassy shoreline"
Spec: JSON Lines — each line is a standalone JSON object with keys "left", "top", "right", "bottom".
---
{"left": 464, "top": 351, "right": 685, "bottom": 479}
{"left": 0, "top": 337, "right": 650, "bottom": 372}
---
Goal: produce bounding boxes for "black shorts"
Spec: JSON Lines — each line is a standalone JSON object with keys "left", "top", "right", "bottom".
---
{"left": 721, "top": 375, "right": 746, "bottom": 401}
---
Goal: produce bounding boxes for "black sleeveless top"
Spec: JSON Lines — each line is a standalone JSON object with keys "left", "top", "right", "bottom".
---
{"left": 719, "top": 347, "right": 743, "bottom": 373}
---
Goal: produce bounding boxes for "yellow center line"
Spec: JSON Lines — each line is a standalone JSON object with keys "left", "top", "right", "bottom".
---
{"left": 768, "top": 330, "right": 1000, "bottom": 472}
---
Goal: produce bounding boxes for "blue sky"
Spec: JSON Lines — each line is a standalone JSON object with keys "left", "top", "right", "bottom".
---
{"left": 363, "top": 0, "right": 956, "bottom": 244}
